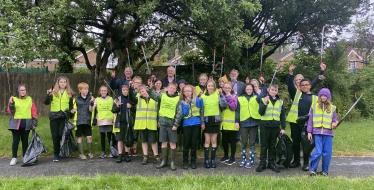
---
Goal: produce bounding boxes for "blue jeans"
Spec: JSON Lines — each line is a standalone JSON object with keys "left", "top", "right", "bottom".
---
{"left": 310, "top": 135, "right": 333, "bottom": 173}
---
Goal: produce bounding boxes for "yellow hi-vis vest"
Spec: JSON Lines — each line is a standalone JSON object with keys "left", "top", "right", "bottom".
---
{"left": 201, "top": 94, "right": 220, "bottom": 116}
{"left": 72, "top": 98, "right": 95, "bottom": 126}
{"left": 196, "top": 86, "right": 218, "bottom": 96}
{"left": 50, "top": 90, "right": 70, "bottom": 112}
{"left": 183, "top": 99, "right": 200, "bottom": 119}
{"left": 13, "top": 96, "right": 32, "bottom": 119}
{"left": 286, "top": 90, "right": 318, "bottom": 123}
{"left": 261, "top": 98, "right": 283, "bottom": 121}
{"left": 238, "top": 96, "right": 261, "bottom": 121}
{"left": 134, "top": 97, "right": 158, "bottom": 130}
{"left": 96, "top": 97, "right": 114, "bottom": 120}
{"left": 159, "top": 94, "right": 179, "bottom": 119}
{"left": 312, "top": 103, "right": 336, "bottom": 129}
{"left": 221, "top": 106, "right": 237, "bottom": 131}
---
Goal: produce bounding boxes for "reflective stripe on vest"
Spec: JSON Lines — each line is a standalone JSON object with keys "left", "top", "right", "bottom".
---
{"left": 134, "top": 97, "right": 158, "bottom": 130}
{"left": 13, "top": 96, "right": 32, "bottom": 119}
{"left": 159, "top": 94, "right": 179, "bottom": 119}
{"left": 238, "top": 96, "right": 261, "bottom": 121}
{"left": 261, "top": 98, "right": 283, "bottom": 121}
{"left": 286, "top": 90, "right": 318, "bottom": 123}
{"left": 201, "top": 94, "right": 220, "bottom": 116}
{"left": 72, "top": 98, "right": 95, "bottom": 126}
{"left": 312, "top": 103, "right": 336, "bottom": 129}
{"left": 96, "top": 97, "right": 114, "bottom": 120}
{"left": 221, "top": 107, "right": 237, "bottom": 131}
{"left": 50, "top": 90, "right": 70, "bottom": 112}
{"left": 183, "top": 99, "right": 201, "bottom": 119}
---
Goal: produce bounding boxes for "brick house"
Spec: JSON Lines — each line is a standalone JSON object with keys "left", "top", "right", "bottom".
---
{"left": 74, "top": 48, "right": 97, "bottom": 68}
{"left": 26, "top": 59, "right": 58, "bottom": 71}
{"left": 347, "top": 49, "right": 366, "bottom": 71}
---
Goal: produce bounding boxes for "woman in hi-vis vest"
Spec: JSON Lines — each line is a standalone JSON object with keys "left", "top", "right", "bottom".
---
{"left": 201, "top": 80, "right": 226, "bottom": 169}
{"left": 44, "top": 76, "right": 74, "bottom": 162}
{"left": 7, "top": 84, "right": 38, "bottom": 166}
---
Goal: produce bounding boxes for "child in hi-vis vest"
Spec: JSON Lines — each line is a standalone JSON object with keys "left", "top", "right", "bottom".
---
{"left": 71, "top": 82, "right": 95, "bottom": 160}
{"left": 307, "top": 88, "right": 338, "bottom": 176}
{"left": 257, "top": 84, "right": 286, "bottom": 173}
{"left": 93, "top": 85, "right": 114, "bottom": 159}
{"left": 149, "top": 82, "right": 181, "bottom": 171}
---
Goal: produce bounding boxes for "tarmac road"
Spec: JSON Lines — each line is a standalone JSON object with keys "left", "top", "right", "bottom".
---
{"left": 0, "top": 156, "right": 373, "bottom": 178}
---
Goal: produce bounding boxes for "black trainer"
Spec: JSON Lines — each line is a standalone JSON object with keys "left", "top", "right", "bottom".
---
{"left": 225, "top": 159, "right": 236, "bottom": 166}
{"left": 116, "top": 154, "right": 122, "bottom": 163}
{"left": 219, "top": 157, "right": 229, "bottom": 163}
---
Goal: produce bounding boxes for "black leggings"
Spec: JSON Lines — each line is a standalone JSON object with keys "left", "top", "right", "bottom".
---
{"left": 100, "top": 132, "right": 112, "bottom": 152}
{"left": 50, "top": 119, "right": 65, "bottom": 155}
{"left": 11, "top": 129, "right": 30, "bottom": 158}
{"left": 221, "top": 130, "right": 238, "bottom": 159}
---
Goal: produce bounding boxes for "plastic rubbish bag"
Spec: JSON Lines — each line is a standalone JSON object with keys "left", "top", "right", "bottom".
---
{"left": 276, "top": 133, "right": 293, "bottom": 168}
{"left": 22, "top": 130, "right": 48, "bottom": 167}
{"left": 59, "top": 120, "right": 77, "bottom": 158}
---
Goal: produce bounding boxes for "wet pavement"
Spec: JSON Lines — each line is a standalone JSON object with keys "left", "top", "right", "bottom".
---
{"left": 0, "top": 156, "right": 373, "bottom": 178}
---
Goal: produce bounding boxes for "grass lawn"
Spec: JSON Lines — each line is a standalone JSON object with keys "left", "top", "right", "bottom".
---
{"left": 0, "top": 116, "right": 373, "bottom": 158}
{"left": 0, "top": 174, "right": 374, "bottom": 189}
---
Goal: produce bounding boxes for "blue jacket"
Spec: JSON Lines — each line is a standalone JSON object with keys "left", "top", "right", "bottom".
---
{"left": 110, "top": 76, "right": 131, "bottom": 96}
{"left": 180, "top": 97, "right": 204, "bottom": 127}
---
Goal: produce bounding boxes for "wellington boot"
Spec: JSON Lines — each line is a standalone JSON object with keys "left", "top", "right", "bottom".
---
{"left": 156, "top": 148, "right": 168, "bottom": 169}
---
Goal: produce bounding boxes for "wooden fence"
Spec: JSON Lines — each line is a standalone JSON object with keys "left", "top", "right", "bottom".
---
{"left": 0, "top": 73, "right": 97, "bottom": 116}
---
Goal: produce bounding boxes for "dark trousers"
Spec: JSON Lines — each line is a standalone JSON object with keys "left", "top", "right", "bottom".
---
{"left": 290, "top": 122, "right": 302, "bottom": 162}
{"left": 222, "top": 130, "right": 238, "bottom": 159}
{"left": 183, "top": 126, "right": 200, "bottom": 163}
{"left": 100, "top": 132, "right": 112, "bottom": 152}
{"left": 11, "top": 129, "right": 30, "bottom": 158}
{"left": 240, "top": 126, "right": 258, "bottom": 151}
{"left": 50, "top": 119, "right": 65, "bottom": 155}
{"left": 259, "top": 126, "right": 279, "bottom": 163}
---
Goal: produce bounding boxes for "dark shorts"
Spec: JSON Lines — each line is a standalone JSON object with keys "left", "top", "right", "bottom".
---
{"left": 159, "top": 125, "right": 177, "bottom": 143}
{"left": 139, "top": 129, "right": 157, "bottom": 143}
{"left": 115, "top": 122, "right": 128, "bottom": 142}
{"left": 76, "top": 124, "right": 92, "bottom": 137}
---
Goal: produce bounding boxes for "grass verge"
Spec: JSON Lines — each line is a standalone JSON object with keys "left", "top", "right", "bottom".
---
{"left": 0, "top": 174, "right": 374, "bottom": 190}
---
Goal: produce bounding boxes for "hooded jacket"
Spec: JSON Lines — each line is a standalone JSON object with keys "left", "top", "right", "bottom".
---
{"left": 7, "top": 97, "right": 38, "bottom": 130}
{"left": 74, "top": 92, "right": 93, "bottom": 125}
{"left": 148, "top": 88, "right": 180, "bottom": 126}
{"left": 111, "top": 88, "right": 137, "bottom": 123}
{"left": 307, "top": 88, "right": 337, "bottom": 136}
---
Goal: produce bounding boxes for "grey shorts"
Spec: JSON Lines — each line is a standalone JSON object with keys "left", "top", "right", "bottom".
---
{"left": 140, "top": 129, "right": 157, "bottom": 143}
{"left": 159, "top": 125, "right": 177, "bottom": 143}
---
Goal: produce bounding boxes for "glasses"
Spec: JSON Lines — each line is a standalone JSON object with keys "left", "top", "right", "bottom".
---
{"left": 19, "top": 89, "right": 26, "bottom": 92}
{"left": 224, "top": 87, "right": 232, "bottom": 90}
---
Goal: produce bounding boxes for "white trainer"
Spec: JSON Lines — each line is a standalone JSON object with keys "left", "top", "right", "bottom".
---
{"left": 10, "top": 158, "right": 17, "bottom": 166}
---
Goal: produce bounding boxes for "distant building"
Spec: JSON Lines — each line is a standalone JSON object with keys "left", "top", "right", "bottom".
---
{"left": 347, "top": 49, "right": 365, "bottom": 71}
{"left": 27, "top": 59, "right": 58, "bottom": 71}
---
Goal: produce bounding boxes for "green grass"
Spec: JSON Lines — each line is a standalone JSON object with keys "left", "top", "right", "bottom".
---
{"left": 0, "top": 174, "right": 373, "bottom": 190}
{"left": 0, "top": 116, "right": 373, "bottom": 157}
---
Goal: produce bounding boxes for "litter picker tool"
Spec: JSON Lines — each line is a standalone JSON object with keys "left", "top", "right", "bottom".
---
{"left": 260, "top": 42, "right": 265, "bottom": 77}
{"left": 103, "top": 79, "right": 117, "bottom": 99}
{"left": 220, "top": 44, "right": 226, "bottom": 78}
{"left": 336, "top": 92, "right": 364, "bottom": 127}
{"left": 321, "top": 25, "right": 327, "bottom": 64}
{"left": 270, "top": 62, "right": 281, "bottom": 86}
{"left": 211, "top": 49, "right": 216, "bottom": 75}
{"left": 6, "top": 64, "right": 11, "bottom": 97}
{"left": 141, "top": 41, "right": 151, "bottom": 75}
{"left": 52, "top": 63, "right": 58, "bottom": 90}
{"left": 292, "top": 32, "right": 301, "bottom": 64}
{"left": 126, "top": 48, "right": 131, "bottom": 68}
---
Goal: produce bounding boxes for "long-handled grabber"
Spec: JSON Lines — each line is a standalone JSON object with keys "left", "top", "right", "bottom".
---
{"left": 336, "top": 92, "right": 364, "bottom": 127}
{"left": 126, "top": 48, "right": 131, "bottom": 68}
{"left": 270, "top": 62, "right": 281, "bottom": 86}
{"left": 260, "top": 42, "right": 265, "bottom": 77}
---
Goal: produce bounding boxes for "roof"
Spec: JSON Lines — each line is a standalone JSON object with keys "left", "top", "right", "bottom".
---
{"left": 269, "top": 51, "right": 293, "bottom": 61}
{"left": 31, "top": 59, "right": 58, "bottom": 62}
{"left": 75, "top": 48, "right": 95, "bottom": 59}
{"left": 347, "top": 49, "right": 363, "bottom": 61}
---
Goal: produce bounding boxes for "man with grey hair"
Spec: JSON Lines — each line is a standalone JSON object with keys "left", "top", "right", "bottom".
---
{"left": 110, "top": 67, "right": 134, "bottom": 95}
{"left": 162, "top": 66, "right": 176, "bottom": 87}
{"left": 229, "top": 69, "right": 245, "bottom": 96}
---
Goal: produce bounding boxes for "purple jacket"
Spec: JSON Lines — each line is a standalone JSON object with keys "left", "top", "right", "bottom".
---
{"left": 222, "top": 93, "right": 238, "bottom": 111}
{"left": 306, "top": 108, "right": 337, "bottom": 136}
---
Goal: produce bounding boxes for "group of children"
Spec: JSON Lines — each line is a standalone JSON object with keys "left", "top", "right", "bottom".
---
{"left": 7, "top": 64, "right": 338, "bottom": 176}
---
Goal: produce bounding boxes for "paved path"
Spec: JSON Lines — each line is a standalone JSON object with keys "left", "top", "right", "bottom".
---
{"left": 0, "top": 156, "right": 373, "bottom": 178}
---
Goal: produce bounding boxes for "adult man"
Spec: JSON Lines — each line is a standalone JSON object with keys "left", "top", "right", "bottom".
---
{"left": 229, "top": 69, "right": 245, "bottom": 96}
{"left": 162, "top": 66, "right": 176, "bottom": 87}
{"left": 110, "top": 67, "right": 134, "bottom": 96}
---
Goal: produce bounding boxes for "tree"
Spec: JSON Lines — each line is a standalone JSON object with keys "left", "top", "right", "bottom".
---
{"left": 0, "top": 0, "right": 261, "bottom": 78}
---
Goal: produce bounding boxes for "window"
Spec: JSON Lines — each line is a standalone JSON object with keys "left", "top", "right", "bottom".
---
{"left": 348, "top": 60, "right": 356, "bottom": 70}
